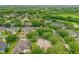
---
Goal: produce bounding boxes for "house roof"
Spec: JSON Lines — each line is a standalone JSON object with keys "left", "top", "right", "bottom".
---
{"left": 37, "top": 38, "right": 52, "bottom": 51}
{"left": 13, "top": 39, "right": 31, "bottom": 54}
{"left": 0, "top": 41, "right": 6, "bottom": 51}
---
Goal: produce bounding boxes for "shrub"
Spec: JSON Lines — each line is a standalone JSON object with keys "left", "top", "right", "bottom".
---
{"left": 2, "top": 30, "right": 10, "bottom": 35}
{"left": 42, "top": 32, "right": 53, "bottom": 39}
{"left": 31, "top": 18, "right": 45, "bottom": 27}
{"left": 64, "top": 36, "right": 79, "bottom": 53}
{"left": 48, "top": 35, "right": 59, "bottom": 45}
{"left": 47, "top": 23, "right": 60, "bottom": 30}
{"left": 68, "top": 41, "right": 79, "bottom": 54}
{"left": 64, "top": 36, "right": 75, "bottom": 43}
{"left": 47, "top": 42, "right": 69, "bottom": 54}
{"left": 31, "top": 43, "right": 44, "bottom": 54}
{"left": 4, "top": 22, "right": 11, "bottom": 27}
{"left": 6, "top": 34, "right": 18, "bottom": 44}
{"left": 26, "top": 31, "right": 38, "bottom": 42}
{"left": 5, "top": 47, "right": 9, "bottom": 53}
{"left": 37, "top": 27, "right": 52, "bottom": 36}
{"left": 57, "top": 29, "right": 69, "bottom": 38}
{"left": 14, "top": 20, "right": 23, "bottom": 27}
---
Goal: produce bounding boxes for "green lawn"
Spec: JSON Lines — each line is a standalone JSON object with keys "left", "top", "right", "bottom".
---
{"left": 6, "top": 42, "right": 17, "bottom": 54}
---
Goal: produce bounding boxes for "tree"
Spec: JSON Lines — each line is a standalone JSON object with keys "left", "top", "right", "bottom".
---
{"left": 47, "top": 42, "right": 69, "bottom": 54}
{"left": 4, "top": 22, "right": 11, "bottom": 27}
{"left": 48, "top": 35, "right": 59, "bottom": 45}
{"left": 42, "top": 32, "right": 53, "bottom": 39}
{"left": 14, "top": 20, "right": 23, "bottom": 27}
{"left": 5, "top": 47, "right": 9, "bottom": 53}
{"left": 37, "top": 27, "right": 52, "bottom": 36}
{"left": 31, "top": 43, "right": 44, "bottom": 54}
{"left": 6, "top": 34, "right": 18, "bottom": 44}
{"left": 2, "top": 30, "right": 10, "bottom": 35}
{"left": 31, "top": 18, "right": 45, "bottom": 27}
{"left": 26, "top": 31, "right": 38, "bottom": 42}
{"left": 17, "top": 28, "right": 22, "bottom": 32}
{"left": 64, "top": 36, "right": 79, "bottom": 54}
{"left": 64, "top": 36, "right": 75, "bottom": 43}
{"left": 57, "top": 29, "right": 69, "bottom": 38}
{"left": 0, "top": 19, "right": 5, "bottom": 26}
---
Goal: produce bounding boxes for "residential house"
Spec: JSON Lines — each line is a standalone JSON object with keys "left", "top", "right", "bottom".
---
{"left": 37, "top": 38, "right": 52, "bottom": 52}
{"left": 13, "top": 39, "right": 31, "bottom": 54}
{"left": 0, "top": 41, "right": 6, "bottom": 52}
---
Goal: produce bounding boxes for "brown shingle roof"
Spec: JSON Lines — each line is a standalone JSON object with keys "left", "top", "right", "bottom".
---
{"left": 13, "top": 39, "right": 31, "bottom": 54}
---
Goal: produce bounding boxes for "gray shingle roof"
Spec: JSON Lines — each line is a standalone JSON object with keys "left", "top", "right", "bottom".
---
{"left": 13, "top": 39, "right": 31, "bottom": 54}
{"left": 0, "top": 42, "right": 6, "bottom": 51}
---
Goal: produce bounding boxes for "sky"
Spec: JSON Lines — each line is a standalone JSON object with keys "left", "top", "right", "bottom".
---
{"left": 0, "top": 0, "right": 79, "bottom": 5}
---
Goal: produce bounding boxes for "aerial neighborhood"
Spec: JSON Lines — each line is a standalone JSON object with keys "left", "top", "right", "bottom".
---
{"left": 0, "top": 6, "right": 79, "bottom": 54}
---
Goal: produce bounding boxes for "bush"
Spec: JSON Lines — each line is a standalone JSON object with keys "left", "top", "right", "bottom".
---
{"left": 14, "top": 20, "right": 23, "bottom": 27}
{"left": 31, "top": 43, "right": 44, "bottom": 54}
{"left": 37, "top": 27, "right": 52, "bottom": 36}
{"left": 42, "top": 32, "right": 53, "bottom": 39}
{"left": 64, "top": 36, "right": 75, "bottom": 43}
{"left": 48, "top": 35, "right": 59, "bottom": 45}
{"left": 0, "top": 19, "right": 5, "bottom": 26}
{"left": 57, "top": 29, "right": 69, "bottom": 38}
{"left": 47, "top": 42, "right": 69, "bottom": 54}
{"left": 26, "top": 31, "right": 38, "bottom": 42}
{"left": 31, "top": 18, "right": 45, "bottom": 27}
{"left": 68, "top": 41, "right": 79, "bottom": 54}
{"left": 6, "top": 34, "right": 18, "bottom": 44}
{"left": 4, "top": 22, "right": 11, "bottom": 27}
{"left": 47, "top": 23, "right": 60, "bottom": 30}
{"left": 2, "top": 30, "right": 10, "bottom": 35}
{"left": 64, "top": 36, "right": 79, "bottom": 53}
{"left": 5, "top": 47, "right": 9, "bottom": 53}
{"left": 17, "top": 28, "right": 22, "bottom": 32}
